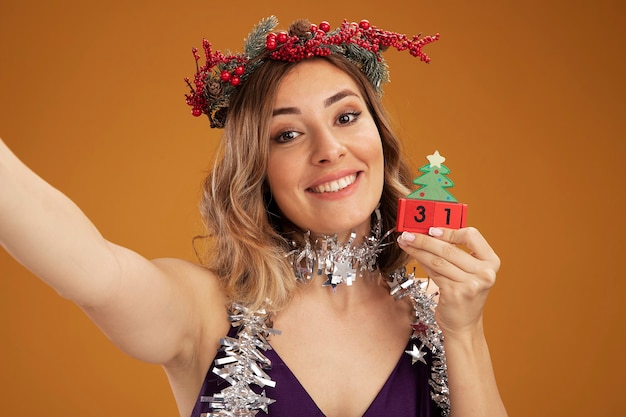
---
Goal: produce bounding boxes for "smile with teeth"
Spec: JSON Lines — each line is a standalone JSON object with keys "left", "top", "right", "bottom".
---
{"left": 309, "top": 173, "right": 358, "bottom": 193}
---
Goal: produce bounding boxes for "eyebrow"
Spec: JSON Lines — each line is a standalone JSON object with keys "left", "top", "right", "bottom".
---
{"left": 272, "top": 89, "right": 359, "bottom": 116}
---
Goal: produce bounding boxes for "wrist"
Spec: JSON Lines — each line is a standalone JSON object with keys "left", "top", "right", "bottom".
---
{"left": 439, "top": 316, "right": 486, "bottom": 342}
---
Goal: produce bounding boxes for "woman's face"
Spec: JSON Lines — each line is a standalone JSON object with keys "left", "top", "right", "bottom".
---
{"left": 266, "top": 59, "right": 384, "bottom": 238}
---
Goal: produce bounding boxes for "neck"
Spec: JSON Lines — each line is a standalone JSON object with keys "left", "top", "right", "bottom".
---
{"left": 287, "top": 208, "right": 390, "bottom": 289}
{"left": 295, "top": 268, "right": 390, "bottom": 312}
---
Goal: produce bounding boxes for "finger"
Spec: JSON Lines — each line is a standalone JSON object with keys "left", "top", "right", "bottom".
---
{"left": 398, "top": 230, "right": 482, "bottom": 275}
{"left": 428, "top": 227, "right": 500, "bottom": 266}
{"left": 411, "top": 246, "right": 496, "bottom": 301}
{"left": 406, "top": 246, "right": 473, "bottom": 284}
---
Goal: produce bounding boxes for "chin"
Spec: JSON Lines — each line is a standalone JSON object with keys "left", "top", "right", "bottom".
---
{"left": 303, "top": 211, "right": 375, "bottom": 238}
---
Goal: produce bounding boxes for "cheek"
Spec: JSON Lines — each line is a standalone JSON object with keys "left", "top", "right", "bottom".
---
{"left": 266, "top": 152, "right": 299, "bottom": 203}
{"left": 364, "top": 138, "right": 385, "bottom": 177}
{"left": 369, "top": 142, "right": 386, "bottom": 196}
{"left": 266, "top": 172, "right": 303, "bottom": 228}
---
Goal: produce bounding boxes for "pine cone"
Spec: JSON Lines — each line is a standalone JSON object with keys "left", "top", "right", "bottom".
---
{"left": 211, "top": 107, "right": 228, "bottom": 128}
{"left": 207, "top": 80, "right": 223, "bottom": 100}
{"left": 289, "top": 19, "right": 311, "bottom": 38}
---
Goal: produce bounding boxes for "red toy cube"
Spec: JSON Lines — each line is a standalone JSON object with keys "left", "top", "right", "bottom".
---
{"left": 396, "top": 198, "right": 467, "bottom": 234}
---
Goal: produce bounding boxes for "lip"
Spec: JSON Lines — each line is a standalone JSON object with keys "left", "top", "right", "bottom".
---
{"left": 306, "top": 170, "right": 362, "bottom": 198}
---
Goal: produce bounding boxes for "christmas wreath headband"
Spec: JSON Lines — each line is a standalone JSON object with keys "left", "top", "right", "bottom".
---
{"left": 185, "top": 16, "right": 439, "bottom": 128}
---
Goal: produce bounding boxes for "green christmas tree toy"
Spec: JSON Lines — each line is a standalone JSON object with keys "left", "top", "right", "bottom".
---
{"left": 396, "top": 150, "right": 468, "bottom": 233}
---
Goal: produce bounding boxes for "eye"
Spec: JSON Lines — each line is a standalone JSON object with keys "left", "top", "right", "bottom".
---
{"left": 274, "top": 130, "right": 301, "bottom": 143}
{"left": 337, "top": 111, "right": 361, "bottom": 125}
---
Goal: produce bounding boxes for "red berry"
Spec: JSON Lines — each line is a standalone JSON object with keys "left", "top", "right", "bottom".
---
{"left": 319, "top": 21, "right": 330, "bottom": 32}
{"left": 310, "top": 23, "right": 318, "bottom": 32}
{"left": 192, "top": 108, "right": 202, "bottom": 117}
{"left": 266, "top": 39, "right": 277, "bottom": 50}
{"left": 359, "top": 20, "right": 370, "bottom": 30}
{"left": 234, "top": 65, "right": 245, "bottom": 75}
{"left": 230, "top": 76, "right": 241, "bottom": 86}
{"left": 276, "top": 31, "right": 288, "bottom": 43}
{"left": 220, "top": 70, "right": 231, "bottom": 81}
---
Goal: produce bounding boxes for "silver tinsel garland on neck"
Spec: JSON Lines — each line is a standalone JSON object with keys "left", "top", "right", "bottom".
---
{"left": 200, "top": 211, "right": 450, "bottom": 416}
{"left": 287, "top": 208, "right": 387, "bottom": 289}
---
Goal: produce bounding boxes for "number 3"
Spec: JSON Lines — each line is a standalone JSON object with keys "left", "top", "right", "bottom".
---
{"left": 414, "top": 205, "right": 426, "bottom": 223}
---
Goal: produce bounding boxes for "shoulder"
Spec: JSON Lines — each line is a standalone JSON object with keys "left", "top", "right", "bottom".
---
{"left": 151, "top": 258, "right": 230, "bottom": 356}
{"left": 152, "top": 258, "right": 232, "bottom": 401}
{"left": 150, "top": 257, "right": 227, "bottom": 315}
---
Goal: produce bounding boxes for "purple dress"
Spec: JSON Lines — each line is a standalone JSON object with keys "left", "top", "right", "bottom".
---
{"left": 190, "top": 326, "right": 442, "bottom": 417}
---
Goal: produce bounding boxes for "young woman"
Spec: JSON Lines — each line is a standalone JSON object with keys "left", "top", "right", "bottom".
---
{"left": 0, "top": 17, "right": 507, "bottom": 417}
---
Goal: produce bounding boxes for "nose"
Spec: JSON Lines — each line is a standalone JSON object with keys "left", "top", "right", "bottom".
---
{"left": 310, "top": 128, "right": 346, "bottom": 165}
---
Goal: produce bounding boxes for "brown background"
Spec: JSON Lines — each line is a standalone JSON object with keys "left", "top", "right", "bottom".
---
{"left": 1, "top": 0, "right": 624, "bottom": 416}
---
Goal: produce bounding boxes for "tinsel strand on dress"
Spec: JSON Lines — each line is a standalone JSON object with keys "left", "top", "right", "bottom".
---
{"left": 200, "top": 304, "right": 280, "bottom": 416}
{"left": 390, "top": 270, "right": 450, "bottom": 415}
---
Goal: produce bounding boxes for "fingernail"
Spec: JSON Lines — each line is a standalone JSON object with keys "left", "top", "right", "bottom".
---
{"left": 428, "top": 227, "right": 444, "bottom": 237}
{"left": 400, "top": 231, "right": 416, "bottom": 242}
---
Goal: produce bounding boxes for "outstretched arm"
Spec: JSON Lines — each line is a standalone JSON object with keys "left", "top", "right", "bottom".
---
{"left": 397, "top": 226, "right": 508, "bottom": 417}
{"left": 0, "top": 138, "right": 226, "bottom": 365}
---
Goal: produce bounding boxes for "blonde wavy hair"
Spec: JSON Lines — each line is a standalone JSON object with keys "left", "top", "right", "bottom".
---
{"left": 200, "top": 54, "right": 415, "bottom": 312}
